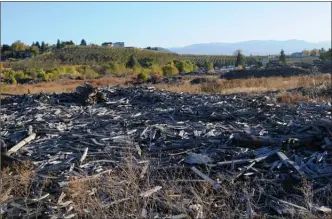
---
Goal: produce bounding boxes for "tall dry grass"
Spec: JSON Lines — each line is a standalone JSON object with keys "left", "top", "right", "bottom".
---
{"left": 2, "top": 156, "right": 330, "bottom": 218}
{"left": 1, "top": 74, "right": 330, "bottom": 101}
{"left": 0, "top": 77, "right": 129, "bottom": 96}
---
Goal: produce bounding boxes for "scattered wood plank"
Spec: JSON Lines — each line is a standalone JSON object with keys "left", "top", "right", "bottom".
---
{"left": 190, "top": 166, "right": 221, "bottom": 190}
{"left": 6, "top": 133, "right": 36, "bottom": 156}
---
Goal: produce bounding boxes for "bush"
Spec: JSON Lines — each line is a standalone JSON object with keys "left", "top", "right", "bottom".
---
{"left": 109, "top": 62, "right": 122, "bottom": 75}
{"left": 64, "top": 66, "right": 77, "bottom": 74}
{"left": 12, "top": 70, "right": 27, "bottom": 81}
{"left": 151, "top": 64, "right": 163, "bottom": 78}
{"left": 137, "top": 71, "right": 149, "bottom": 81}
{"left": 237, "top": 65, "right": 244, "bottom": 70}
{"left": 132, "top": 65, "right": 142, "bottom": 75}
{"left": 126, "top": 56, "right": 141, "bottom": 68}
{"left": 44, "top": 72, "right": 58, "bottom": 81}
{"left": 8, "top": 75, "right": 17, "bottom": 84}
{"left": 45, "top": 68, "right": 60, "bottom": 80}
{"left": 37, "top": 70, "right": 46, "bottom": 80}
{"left": 82, "top": 67, "right": 99, "bottom": 79}
{"left": 176, "top": 60, "right": 197, "bottom": 73}
{"left": 24, "top": 68, "right": 39, "bottom": 80}
{"left": 204, "top": 61, "right": 214, "bottom": 71}
{"left": 162, "top": 65, "right": 179, "bottom": 76}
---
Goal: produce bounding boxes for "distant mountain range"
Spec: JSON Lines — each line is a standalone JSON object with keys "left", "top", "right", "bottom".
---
{"left": 168, "top": 40, "right": 331, "bottom": 55}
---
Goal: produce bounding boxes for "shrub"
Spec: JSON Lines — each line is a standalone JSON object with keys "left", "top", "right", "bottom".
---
{"left": 132, "top": 65, "right": 142, "bottom": 75}
{"left": 12, "top": 70, "right": 27, "bottom": 81}
{"left": 37, "top": 70, "right": 46, "bottom": 80}
{"left": 45, "top": 68, "right": 60, "bottom": 80}
{"left": 204, "top": 61, "right": 214, "bottom": 71}
{"left": 126, "top": 56, "right": 140, "bottom": 68}
{"left": 237, "top": 65, "right": 244, "bottom": 70}
{"left": 137, "top": 71, "right": 149, "bottom": 81}
{"left": 162, "top": 65, "right": 179, "bottom": 76}
{"left": 176, "top": 60, "right": 197, "bottom": 73}
{"left": 9, "top": 75, "right": 17, "bottom": 84}
{"left": 24, "top": 68, "right": 39, "bottom": 80}
{"left": 64, "top": 66, "right": 77, "bottom": 74}
{"left": 109, "top": 62, "right": 121, "bottom": 75}
{"left": 82, "top": 67, "right": 99, "bottom": 79}
{"left": 151, "top": 64, "right": 163, "bottom": 78}
{"left": 45, "top": 73, "right": 58, "bottom": 81}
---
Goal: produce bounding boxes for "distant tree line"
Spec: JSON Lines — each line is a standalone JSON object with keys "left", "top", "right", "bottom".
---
{"left": 1, "top": 39, "right": 89, "bottom": 60}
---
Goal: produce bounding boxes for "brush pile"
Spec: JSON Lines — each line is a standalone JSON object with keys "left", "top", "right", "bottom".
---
{"left": 1, "top": 83, "right": 332, "bottom": 218}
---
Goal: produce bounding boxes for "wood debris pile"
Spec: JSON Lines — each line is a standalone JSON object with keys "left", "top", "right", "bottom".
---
{"left": 1, "top": 83, "right": 332, "bottom": 218}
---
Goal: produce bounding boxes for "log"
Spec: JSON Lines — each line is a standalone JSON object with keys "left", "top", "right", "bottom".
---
{"left": 6, "top": 133, "right": 36, "bottom": 156}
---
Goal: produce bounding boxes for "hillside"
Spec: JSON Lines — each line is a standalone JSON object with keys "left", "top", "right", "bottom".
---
{"left": 33, "top": 46, "right": 179, "bottom": 66}
{"left": 179, "top": 54, "right": 266, "bottom": 66}
{"left": 169, "top": 40, "right": 332, "bottom": 55}
{"left": 8, "top": 46, "right": 264, "bottom": 70}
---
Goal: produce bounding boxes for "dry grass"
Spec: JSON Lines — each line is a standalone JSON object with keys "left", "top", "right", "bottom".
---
{"left": 0, "top": 77, "right": 129, "bottom": 96}
{"left": 275, "top": 92, "right": 328, "bottom": 103}
{"left": 1, "top": 74, "right": 330, "bottom": 104}
{"left": 0, "top": 162, "right": 36, "bottom": 205}
{"left": 2, "top": 158, "right": 329, "bottom": 218}
{"left": 157, "top": 74, "right": 330, "bottom": 95}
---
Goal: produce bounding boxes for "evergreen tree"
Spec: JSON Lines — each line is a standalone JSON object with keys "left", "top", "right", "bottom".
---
{"left": 234, "top": 50, "right": 246, "bottom": 67}
{"left": 80, "top": 39, "right": 87, "bottom": 46}
{"left": 35, "top": 41, "right": 40, "bottom": 49}
{"left": 1, "top": 44, "right": 11, "bottom": 52}
{"left": 126, "top": 56, "right": 140, "bottom": 68}
{"left": 41, "top": 41, "right": 46, "bottom": 53}
{"left": 56, "top": 39, "right": 61, "bottom": 49}
{"left": 279, "top": 49, "right": 287, "bottom": 65}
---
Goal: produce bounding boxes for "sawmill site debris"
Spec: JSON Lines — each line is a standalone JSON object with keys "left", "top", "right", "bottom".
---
{"left": 1, "top": 83, "right": 332, "bottom": 218}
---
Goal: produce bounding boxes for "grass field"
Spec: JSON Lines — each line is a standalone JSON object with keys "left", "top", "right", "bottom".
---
{"left": 1, "top": 74, "right": 330, "bottom": 102}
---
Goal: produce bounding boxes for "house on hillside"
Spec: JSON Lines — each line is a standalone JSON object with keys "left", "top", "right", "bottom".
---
{"left": 113, "top": 42, "right": 125, "bottom": 47}
{"left": 102, "top": 42, "right": 113, "bottom": 47}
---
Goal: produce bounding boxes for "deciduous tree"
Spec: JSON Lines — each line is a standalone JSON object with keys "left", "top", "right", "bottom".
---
{"left": 310, "top": 49, "right": 319, "bottom": 57}
{"left": 301, "top": 50, "right": 310, "bottom": 55}
{"left": 30, "top": 46, "right": 40, "bottom": 57}
{"left": 11, "top": 40, "right": 27, "bottom": 52}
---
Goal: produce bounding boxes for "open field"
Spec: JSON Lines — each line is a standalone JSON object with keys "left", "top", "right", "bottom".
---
{"left": 1, "top": 72, "right": 331, "bottom": 218}
{"left": 1, "top": 82, "right": 332, "bottom": 218}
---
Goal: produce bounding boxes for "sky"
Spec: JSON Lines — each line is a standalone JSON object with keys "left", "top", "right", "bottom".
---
{"left": 1, "top": 2, "right": 331, "bottom": 48}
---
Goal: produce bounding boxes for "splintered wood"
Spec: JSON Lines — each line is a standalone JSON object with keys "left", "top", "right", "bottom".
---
{"left": 0, "top": 84, "right": 331, "bottom": 218}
